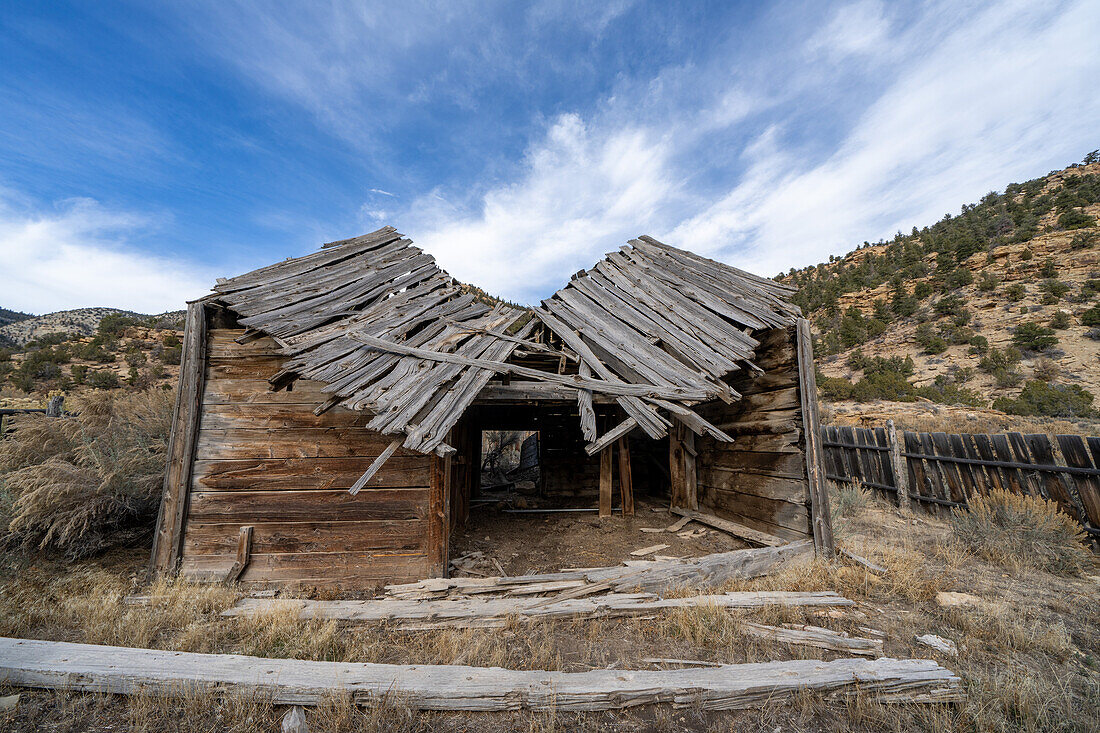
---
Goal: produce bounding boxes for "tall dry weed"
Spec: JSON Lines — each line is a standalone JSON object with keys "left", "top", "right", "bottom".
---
{"left": 0, "top": 390, "right": 172, "bottom": 558}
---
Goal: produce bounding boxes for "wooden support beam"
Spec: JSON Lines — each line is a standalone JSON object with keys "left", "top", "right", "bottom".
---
{"left": 585, "top": 417, "right": 637, "bottom": 456}
{"left": 669, "top": 421, "right": 698, "bottom": 511}
{"left": 796, "top": 319, "right": 834, "bottom": 557}
{"left": 599, "top": 446, "right": 614, "bottom": 518}
{"left": 887, "top": 420, "right": 911, "bottom": 515}
{"left": 150, "top": 301, "right": 208, "bottom": 574}
{"left": 617, "top": 438, "right": 634, "bottom": 517}
{"left": 0, "top": 637, "right": 964, "bottom": 711}
{"left": 224, "top": 526, "right": 254, "bottom": 583}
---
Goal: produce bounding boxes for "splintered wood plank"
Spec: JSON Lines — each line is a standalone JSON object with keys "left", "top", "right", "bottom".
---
{"left": 203, "top": 378, "right": 331, "bottom": 405}
{"left": 0, "top": 637, "right": 964, "bottom": 711}
{"left": 199, "top": 403, "right": 372, "bottom": 431}
{"left": 668, "top": 508, "right": 785, "bottom": 547}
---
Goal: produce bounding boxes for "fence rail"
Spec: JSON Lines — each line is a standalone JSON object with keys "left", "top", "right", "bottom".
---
{"left": 822, "top": 423, "right": 1100, "bottom": 538}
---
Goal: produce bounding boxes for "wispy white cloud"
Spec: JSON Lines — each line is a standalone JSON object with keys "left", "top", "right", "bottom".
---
{"left": 671, "top": 0, "right": 1100, "bottom": 276}
{"left": 0, "top": 192, "right": 213, "bottom": 313}
{"left": 805, "top": 0, "right": 891, "bottom": 61}
{"left": 406, "top": 113, "right": 678, "bottom": 302}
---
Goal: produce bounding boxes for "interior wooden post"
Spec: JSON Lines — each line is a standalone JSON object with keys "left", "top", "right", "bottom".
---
{"left": 669, "top": 420, "right": 697, "bottom": 510}
{"left": 599, "top": 445, "right": 614, "bottom": 517}
{"left": 617, "top": 438, "right": 634, "bottom": 516}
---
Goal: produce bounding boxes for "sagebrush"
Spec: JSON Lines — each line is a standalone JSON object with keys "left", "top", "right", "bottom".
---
{"left": 0, "top": 390, "right": 172, "bottom": 558}
{"left": 951, "top": 488, "right": 1091, "bottom": 575}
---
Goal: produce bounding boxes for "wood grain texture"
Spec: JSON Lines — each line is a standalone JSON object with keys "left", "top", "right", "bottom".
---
{"left": 0, "top": 637, "right": 964, "bottom": 711}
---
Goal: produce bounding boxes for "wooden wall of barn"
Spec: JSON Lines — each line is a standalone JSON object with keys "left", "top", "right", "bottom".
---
{"left": 692, "top": 326, "right": 813, "bottom": 541}
{"left": 176, "top": 324, "right": 441, "bottom": 588}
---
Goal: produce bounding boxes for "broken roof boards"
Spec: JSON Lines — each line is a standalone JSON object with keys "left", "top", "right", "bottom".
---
{"left": 207, "top": 227, "right": 799, "bottom": 457}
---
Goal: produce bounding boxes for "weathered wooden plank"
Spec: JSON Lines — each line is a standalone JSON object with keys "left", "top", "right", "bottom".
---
{"left": 795, "top": 319, "right": 832, "bottom": 555}
{"left": 191, "top": 457, "right": 430, "bottom": 491}
{"left": 617, "top": 438, "right": 634, "bottom": 517}
{"left": 599, "top": 446, "right": 613, "bottom": 517}
{"left": 186, "top": 489, "right": 428, "bottom": 523}
{"left": 150, "top": 301, "right": 207, "bottom": 574}
{"left": 180, "top": 551, "right": 431, "bottom": 585}
{"left": 194, "top": 427, "right": 417, "bottom": 460}
{"left": 203, "top": 378, "right": 330, "bottom": 405}
{"left": 668, "top": 507, "right": 785, "bottom": 547}
{"left": 698, "top": 485, "right": 810, "bottom": 534}
{"left": 0, "top": 637, "right": 964, "bottom": 711}
{"left": 695, "top": 469, "right": 808, "bottom": 504}
{"left": 182, "top": 520, "right": 426, "bottom": 555}
{"left": 1056, "top": 435, "right": 1100, "bottom": 527}
{"left": 199, "top": 403, "right": 372, "bottom": 431}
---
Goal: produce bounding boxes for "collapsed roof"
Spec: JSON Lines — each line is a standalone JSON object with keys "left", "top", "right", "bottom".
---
{"left": 209, "top": 226, "right": 801, "bottom": 471}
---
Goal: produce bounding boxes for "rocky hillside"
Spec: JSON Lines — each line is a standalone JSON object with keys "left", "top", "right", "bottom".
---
{"left": 782, "top": 151, "right": 1100, "bottom": 422}
{"left": 0, "top": 312, "right": 184, "bottom": 407}
{"left": 0, "top": 307, "right": 185, "bottom": 347}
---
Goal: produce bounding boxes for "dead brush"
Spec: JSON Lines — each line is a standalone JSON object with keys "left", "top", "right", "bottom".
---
{"left": 0, "top": 390, "right": 172, "bottom": 559}
{"left": 950, "top": 489, "right": 1092, "bottom": 575}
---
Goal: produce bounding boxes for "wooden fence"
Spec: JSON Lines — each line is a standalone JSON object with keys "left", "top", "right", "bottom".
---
{"left": 821, "top": 423, "right": 1100, "bottom": 539}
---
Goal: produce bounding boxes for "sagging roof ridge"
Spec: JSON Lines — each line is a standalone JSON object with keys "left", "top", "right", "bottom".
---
{"left": 208, "top": 226, "right": 801, "bottom": 461}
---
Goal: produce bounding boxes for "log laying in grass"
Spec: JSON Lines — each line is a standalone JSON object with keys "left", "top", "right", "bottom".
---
{"left": 0, "top": 637, "right": 964, "bottom": 711}
{"left": 221, "top": 590, "right": 855, "bottom": 629}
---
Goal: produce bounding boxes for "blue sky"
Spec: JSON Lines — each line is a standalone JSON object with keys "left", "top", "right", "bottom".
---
{"left": 2, "top": 0, "right": 1098, "bottom": 313}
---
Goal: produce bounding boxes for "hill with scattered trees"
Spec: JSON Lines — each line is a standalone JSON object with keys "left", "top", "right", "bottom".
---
{"left": 780, "top": 151, "right": 1100, "bottom": 425}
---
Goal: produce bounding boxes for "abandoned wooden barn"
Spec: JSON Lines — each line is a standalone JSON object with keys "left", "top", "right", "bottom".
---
{"left": 150, "top": 227, "right": 833, "bottom": 588}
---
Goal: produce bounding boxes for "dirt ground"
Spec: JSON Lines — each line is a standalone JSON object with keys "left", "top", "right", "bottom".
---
{"left": 449, "top": 497, "right": 748, "bottom": 576}
{"left": 1, "top": 494, "right": 1098, "bottom": 732}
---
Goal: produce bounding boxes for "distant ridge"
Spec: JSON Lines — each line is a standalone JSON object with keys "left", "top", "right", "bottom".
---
{"left": 0, "top": 308, "right": 185, "bottom": 347}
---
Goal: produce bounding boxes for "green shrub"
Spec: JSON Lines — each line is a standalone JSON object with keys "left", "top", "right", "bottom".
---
{"left": 96, "top": 313, "right": 143, "bottom": 337}
{"left": 1058, "top": 209, "right": 1096, "bottom": 230}
{"left": 0, "top": 391, "right": 172, "bottom": 559}
{"left": 160, "top": 345, "right": 183, "bottom": 365}
{"left": 1041, "top": 279, "right": 1071, "bottom": 300}
{"left": 968, "top": 335, "right": 989, "bottom": 355}
{"left": 70, "top": 364, "right": 87, "bottom": 384}
{"left": 977, "top": 272, "right": 999, "bottom": 292}
{"left": 1070, "top": 231, "right": 1098, "bottom": 249}
{"left": 1020, "top": 247, "right": 1034, "bottom": 261}
{"left": 1039, "top": 258, "right": 1058, "bottom": 278}
{"left": 934, "top": 294, "right": 967, "bottom": 317}
{"left": 951, "top": 489, "right": 1090, "bottom": 575}
{"left": 915, "top": 323, "right": 947, "bottom": 354}
{"left": 1011, "top": 322, "right": 1058, "bottom": 352}
{"left": 1049, "top": 310, "right": 1071, "bottom": 329}
{"left": 1004, "top": 283, "right": 1026, "bottom": 301}
{"left": 992, "top": 380, "right": 1094, "bottom": 417}
{"left": 162, "top": 333, "right": 181, "bottom": 348}
{"left": 913, "top": 281, "right": 933, "bottom": 299}
{"left": 1081, "top": 305, "right": 1100, "bottom": 326}
{"left": 87, "top": 371, "right": 120, "bottom": 390}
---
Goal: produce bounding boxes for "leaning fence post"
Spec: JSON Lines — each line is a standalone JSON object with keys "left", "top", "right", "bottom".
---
{"left": 887, "top": 420, "right": 911, "bottom": 514}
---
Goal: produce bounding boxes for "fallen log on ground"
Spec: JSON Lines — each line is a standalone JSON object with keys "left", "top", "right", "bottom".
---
{"left": 740, "top": 622, "right": 884, "bottom": 657}
{"left": 222, "top": 590, "right": 854, "bottom": 629}
{"left": 0, "top": 637, "right": 965, "bottom": 711}
{"left": 384, "top": 540, "right": 813, "bottom": 600}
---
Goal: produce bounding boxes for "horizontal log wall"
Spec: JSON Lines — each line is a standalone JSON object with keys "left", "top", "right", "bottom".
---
{"left": 694, "top": 327, "right": 812, "bottom": 541}
{"left": 178, "top": 328, "right": 436, "bottom": 588}
{"left": 822, "top": 425, "right": 1100, "bottom": 538}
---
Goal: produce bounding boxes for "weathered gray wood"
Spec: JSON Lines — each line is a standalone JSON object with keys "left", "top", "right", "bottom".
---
{"left": 739, "top": 622, "right": 884, "bottom": 657}
{"left": 668, "top": 507, "right": 785, "bottom": 547}
{"left": 348, "top": 439, "right": 403, "bottom": 495}
{"left": 796, "top": 320, "right": 834, "bottom": 556}
{"left": 223, "top": 525, "right": 253, "bottom": 583}
{"left": 151, "top": 301, "right": 208, "bottom": 574}
{"left": 886, "top": 420, "right": 911, "bottom": 514}
{"left": 0, "top": 637, "right": 964, "bottom": 711}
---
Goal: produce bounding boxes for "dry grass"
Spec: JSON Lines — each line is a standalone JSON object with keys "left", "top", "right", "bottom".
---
{"left": 950, "top": 489, "right": 1092, "bottom": 575}
{"left": 0, "top": 390, "right": 172, "bottom": 559}
{"left": 1, "top": 494, "right": 1098, "bottom": 731}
